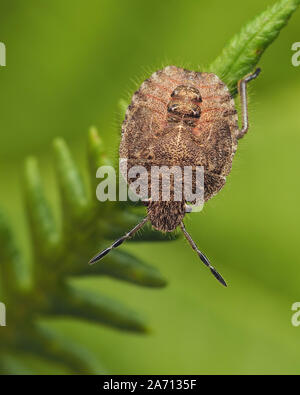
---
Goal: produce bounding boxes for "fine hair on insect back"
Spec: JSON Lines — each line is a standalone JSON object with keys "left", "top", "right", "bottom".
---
{"left": 90, "top": 65, "right": 261, "bottom": 287}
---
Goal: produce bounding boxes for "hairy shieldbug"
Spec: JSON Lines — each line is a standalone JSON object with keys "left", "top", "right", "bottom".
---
{"left": 89, "top": 66, "right": 261, "bottom": 286}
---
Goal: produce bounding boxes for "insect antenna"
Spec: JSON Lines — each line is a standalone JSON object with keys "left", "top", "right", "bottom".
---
{"left": 180, "top": 222, "right": 227, "bottom": 287}
{"left": 89, "top": 217, "right": 148, "bottom": 265}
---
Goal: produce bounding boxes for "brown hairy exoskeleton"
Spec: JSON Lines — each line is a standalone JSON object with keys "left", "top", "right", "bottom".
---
{"left": 89, "top": 66, "right": 261, "bottom": 287}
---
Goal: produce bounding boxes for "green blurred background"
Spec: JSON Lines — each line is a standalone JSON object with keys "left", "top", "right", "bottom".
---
{"left": 0, "top": 0, "right": 300, "bottom": 374}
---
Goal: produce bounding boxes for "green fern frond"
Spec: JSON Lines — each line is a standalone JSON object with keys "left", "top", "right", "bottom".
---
{"left": 209, "top": 0, "right": 300, "bottom": 94}
{"left": 0, "top": 128, "right": 168, "bottom": 374}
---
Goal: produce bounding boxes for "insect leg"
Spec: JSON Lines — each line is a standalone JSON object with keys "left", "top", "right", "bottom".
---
{"left": 236, "top": 68, "right": 261, "bottom": 140}
{"left": 180, "top": 222, "right": 227, "bottom": 287}
{"left": 89, "top": 217, "right": 148, "bottom": 265}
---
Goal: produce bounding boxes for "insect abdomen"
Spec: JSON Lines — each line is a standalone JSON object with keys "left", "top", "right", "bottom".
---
{"left": 147, "top": 200, "right": 185, "bottom": 232}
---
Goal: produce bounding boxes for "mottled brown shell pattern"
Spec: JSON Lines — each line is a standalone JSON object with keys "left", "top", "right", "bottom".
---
{"left": 120, "top": 66, "right": 239, "bottom": 204}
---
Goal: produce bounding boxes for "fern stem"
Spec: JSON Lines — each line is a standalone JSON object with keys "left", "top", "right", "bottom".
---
{"left": 209, "top": 0, "right": 300, "bottom": 94}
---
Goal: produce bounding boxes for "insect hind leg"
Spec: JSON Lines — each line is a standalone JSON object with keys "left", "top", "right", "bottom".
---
{"left": 89, "top": 217, "right": 148, "bottom": 264}
{"left": 180, "top": 222, "right": 227, "bottom": 287}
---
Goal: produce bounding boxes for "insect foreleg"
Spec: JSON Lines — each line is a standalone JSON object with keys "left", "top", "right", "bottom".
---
{"left": 236, "top": 68, "right": 261, "bottom": 140}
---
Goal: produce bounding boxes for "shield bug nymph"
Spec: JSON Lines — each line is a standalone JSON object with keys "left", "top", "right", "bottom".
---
{"left": 89, "top": 66, "right": 261, "bottom": 287}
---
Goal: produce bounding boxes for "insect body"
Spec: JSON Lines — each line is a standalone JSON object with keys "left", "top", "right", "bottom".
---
{"left": 89, "top": 66, "right": 261, "bottom": 287}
